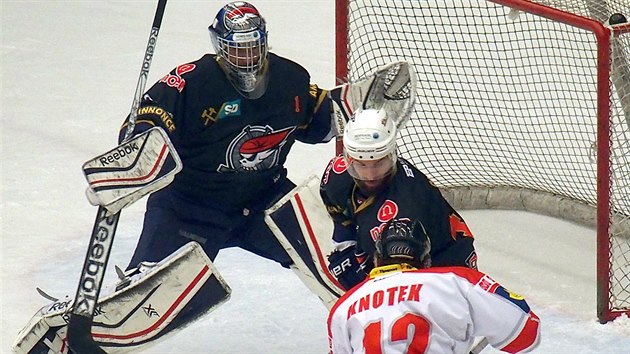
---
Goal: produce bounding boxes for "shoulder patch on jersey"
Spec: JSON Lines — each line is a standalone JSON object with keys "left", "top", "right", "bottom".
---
{"left": 137, "top": 105, "right": 176, "bottom": 132}
{"left": 322, "top": 156, "right": 348, "bottom": 185}
{"left": 475, "top": 274, "right": 530, "bottom": 313}
{"left": 449, "top": 213, "right": 474, "bottom": 240}
{"left": 332, "top": 156, "right": 348, "bottom": 174}
{"left": 399, "top": 159, "right": 415, "bottom": 178}
{"left": 159, "top": 63, "right": 196, "bottom": 92}
{"left": 309, "top": 84, "right": 319, "bottom": 98}
{"left": 477, "top": 274, "right": 498, "bottom": 293}
{"left": 494, "top": 286, "right": 531, "bottom": 313}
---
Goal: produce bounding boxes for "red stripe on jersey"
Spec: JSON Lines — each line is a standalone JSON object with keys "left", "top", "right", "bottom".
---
{"left": 500, "top": 312, "right": 540, "bottom": 353}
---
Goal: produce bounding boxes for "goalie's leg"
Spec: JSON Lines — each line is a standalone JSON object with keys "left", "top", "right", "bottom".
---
{"left": 265, "top": 175, "right": 345, "bottom": 309}
{"left": 125, "top": 188, "right": 234, "bottom": 270}
{"left": 12, "top": 242, "right": 231, "bottom": 354}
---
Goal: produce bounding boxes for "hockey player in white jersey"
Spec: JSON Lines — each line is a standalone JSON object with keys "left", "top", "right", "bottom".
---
{"left": 327, "top": 218, "right": 541, "bottom": 354}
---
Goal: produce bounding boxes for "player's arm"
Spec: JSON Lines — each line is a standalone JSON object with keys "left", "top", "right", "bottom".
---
{"left": 320, "top": 166, "right": 368, "bottom": 290}
{"left": 118, "top": 68, "right": 183, "bottom": 144}
{"left": 327, "top": 300, "right": 354, "bottom": 353}
{"left": 294, "top": 84, "right": 335, "bottom": 144}
{"left": 465, "top": 271, "right": 541, "bottom": 353}
{"left": 433, "top": 208, "right": 477, "bottom": 269}
{"left": 419, "top": 172, "right": 477, "bottom": 269}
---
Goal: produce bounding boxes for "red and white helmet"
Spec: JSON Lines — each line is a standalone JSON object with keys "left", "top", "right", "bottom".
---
{"left": 209, "top": 2, "right": 269, "bottom": 99}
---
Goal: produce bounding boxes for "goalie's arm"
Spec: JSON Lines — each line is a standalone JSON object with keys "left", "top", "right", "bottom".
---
{"left": 293, "top": 84, "right": 336, "bottom": 144}
{"left": 118, "top": 96, "right": 177, "bottom": 144}
{"left": 118, "top": 66, "right": 186, "bottom": 144}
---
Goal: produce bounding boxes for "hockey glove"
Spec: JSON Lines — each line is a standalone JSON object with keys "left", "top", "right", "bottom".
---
{"left": 327, "top": 246, "right": 368, "bottom": 291}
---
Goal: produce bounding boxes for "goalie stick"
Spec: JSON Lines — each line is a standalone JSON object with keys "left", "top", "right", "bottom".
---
{"left": 469, "top": 337, "right": 489, "bottom": 354}
{"left": 66, "top": 1, "right": 167, "bottom": 353}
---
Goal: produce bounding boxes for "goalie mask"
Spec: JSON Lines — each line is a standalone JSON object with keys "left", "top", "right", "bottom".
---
{"left": 209, "top": 1, "right": 269, "bottom": 99}
{"left": 343, "top": 108, "right": 397, "bottom": 191}
{"left": 375, "top": 219, "right": 432, "bottom": 268}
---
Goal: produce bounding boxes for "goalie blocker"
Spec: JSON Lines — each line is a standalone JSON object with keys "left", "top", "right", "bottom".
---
{"left": 83, "top": 126, "right": 182, "bottom": 214}
{"left": 12, "top": 242, "right": 230, "bottom": 354}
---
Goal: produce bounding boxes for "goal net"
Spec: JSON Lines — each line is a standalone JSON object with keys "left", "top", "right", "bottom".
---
{"left": 335, "top": 0, "right": 630, "bottom": 323}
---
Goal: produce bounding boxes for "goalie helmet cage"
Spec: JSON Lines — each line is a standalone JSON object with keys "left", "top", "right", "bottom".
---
{"left": 334, "top": 0, "right": 630, "bottom": 323}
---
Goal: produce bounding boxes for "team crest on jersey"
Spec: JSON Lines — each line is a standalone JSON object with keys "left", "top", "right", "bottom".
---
{"left": 218, "top": 125, "right": 294, "bottom": 172}
{"left": 159, "top": 63, "right": 196, "bottom": 92}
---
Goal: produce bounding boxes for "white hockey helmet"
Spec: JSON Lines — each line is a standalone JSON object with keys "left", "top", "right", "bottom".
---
{"left": 209, "top": 2, "right": 269, "bottom": 99}
{"left": 343, "top": 108, "right": 397, "bottom": 182}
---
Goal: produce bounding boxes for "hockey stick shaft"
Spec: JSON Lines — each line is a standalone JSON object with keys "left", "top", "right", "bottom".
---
{"left": 469, "top": 337, "right": 489, "bottom": 354}
{"left": 122, "top": 0, "right": 167, "bottom": 143}
{"left": 67, "top": 1, "right": 167, "bottom": 353}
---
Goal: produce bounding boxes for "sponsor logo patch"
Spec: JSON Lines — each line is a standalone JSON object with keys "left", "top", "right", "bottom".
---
{"left": 218, "top": 99, "right": 241, "bottom": 119}
{"left": 159, "top": 63, "right": 196, "bottom": 92}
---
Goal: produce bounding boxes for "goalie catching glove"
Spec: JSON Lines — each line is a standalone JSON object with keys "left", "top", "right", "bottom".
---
{"left": 327, "top": 243, "right": 368, "bottom": 291}
{"left": 329, "top": 61, "right": 417, "bottom": 137}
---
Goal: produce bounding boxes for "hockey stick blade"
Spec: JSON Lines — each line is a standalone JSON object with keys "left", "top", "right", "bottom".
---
{"left": 66, "top": 1, "right": 167, "bottom": 352}
{"left": 67, "top": 314, "right": 107, "bottom": 354}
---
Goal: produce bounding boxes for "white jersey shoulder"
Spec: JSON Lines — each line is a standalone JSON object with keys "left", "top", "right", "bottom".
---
{"left": 327, "top": 266, "right": 540, "bottom": 354}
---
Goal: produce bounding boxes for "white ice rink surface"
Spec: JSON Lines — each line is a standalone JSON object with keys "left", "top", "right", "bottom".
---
{"left": 2, "top": 1, "right": 630, "bottom": 353}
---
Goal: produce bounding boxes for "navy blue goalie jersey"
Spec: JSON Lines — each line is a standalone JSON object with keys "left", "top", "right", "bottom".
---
{"left": 119, "top": 53, "right": 332, "bottom": 209}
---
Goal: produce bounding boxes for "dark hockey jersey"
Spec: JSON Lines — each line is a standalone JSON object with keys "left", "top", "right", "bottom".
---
{"left": 320, "top": 155, "right": 477, "bottom": 270}
{"left": 119, "top": 53, "right": 332, "bottom": 209}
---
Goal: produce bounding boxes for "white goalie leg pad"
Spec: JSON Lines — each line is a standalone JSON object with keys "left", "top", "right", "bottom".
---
{"left": 83, "top": 127, "right": 183, "bottom": 214}
{"left": 13, "top": 242, "right": 231, "bottom": 354}
{"left": 265, "top": 175, "right": 344, "bottom": 309}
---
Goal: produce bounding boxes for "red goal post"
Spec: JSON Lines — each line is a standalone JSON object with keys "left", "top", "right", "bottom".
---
{"left": 335, "top": 0, "right": 630, "bottom": 323}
